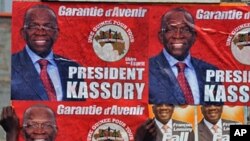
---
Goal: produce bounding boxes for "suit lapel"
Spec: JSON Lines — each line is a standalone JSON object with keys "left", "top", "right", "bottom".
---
{"left": 199, "top": 119, "right": 213, "bottom": 141}
{"left": 155, "top": 52, "right": 186, "bottom": 104}
{"left": 191, "top": 58, "right": 205, "bottom": 104}
{"left": 155, "top": 124, "right": 163, "bottom": 141}
{"left": 14, "top": 49, "right": 48, "bottom": 100}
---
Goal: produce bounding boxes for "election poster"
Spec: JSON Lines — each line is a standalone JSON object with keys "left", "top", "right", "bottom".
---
{"left": 197, "top": 105, "right": 244, "bottom": 141}
{"left": 12, "top": 2, "right": 148, "bottom": 103}
{"left": 12, "top": 101, "right": 147, "bottom": 141}
{"left": 10, "top": 1, "right": 250, "bottom": 141}
{"left": 147, "top": 5, "right": 250, "bottom": 106}
{"left": 148, "top": 105, "right": 196, "bottom": 141}
{"left": 11, "top": 1, "right": 149, "bottom": 141}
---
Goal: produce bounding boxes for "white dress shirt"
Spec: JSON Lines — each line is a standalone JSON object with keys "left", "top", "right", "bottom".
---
{"left": 163, "top": 49, "right": 200, "bottom": 104}
{"left": 26, "top": 46, "right": 63, "bottom": 101}
{"left": 204, "top": 118, "right": 223, "bottom": 141}
{"left": 155, "top": 118, "right": 173, "bottom": 141}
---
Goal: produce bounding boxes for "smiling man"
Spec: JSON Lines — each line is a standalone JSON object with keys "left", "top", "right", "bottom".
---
{"left": 22, "top": 104, "right": 58, "bottom": 141}
{"left": 11, "top": 4, "right": 83, "bottom": 101}
{"left": 0, "top": 105, "right": 58, "bottom": 141}
{"left": 149, "top": 7, "right": 218, "bottom": 105}
{"left": 198, "top": 103, "right": 241, "bottom": 141}
{"left": 135, "top": 104, "right": 194, "bottom": 141}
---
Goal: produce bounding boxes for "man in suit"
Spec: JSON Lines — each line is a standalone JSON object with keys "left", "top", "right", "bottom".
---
{"left": 198, "top": 103, "right": 241, "bottom": 141}
{"left": 0, "top": 104, "right": 58, "bottom": 141}
{"left": 11, "top": 4, "right": 84, "bottom": 101}
{"left": 135, "top": 104, "right": 194, "bottom": 141}
{"left": 149, "top": 7, "right": 218, "bottom": 105}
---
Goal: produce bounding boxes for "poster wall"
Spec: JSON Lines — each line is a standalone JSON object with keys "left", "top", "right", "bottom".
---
{"left": 11, "top": 1, "right": 250, "bottom": 141}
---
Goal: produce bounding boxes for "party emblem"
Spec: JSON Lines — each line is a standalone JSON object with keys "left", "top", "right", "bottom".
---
{"left": 87, "top": 118, "right": 133, "bottom": 141}
{"left": 89, "top": 20, "right": 134, "bottom": 62}
{"left": 226, "top": 23, "right": 250, "bottom": 65}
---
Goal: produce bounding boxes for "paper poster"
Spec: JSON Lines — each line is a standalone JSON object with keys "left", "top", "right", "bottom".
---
{"left": 197, "top": 105, "right": 244, "bottom": 141}
{"left": 147, "top": 105, "right": 196, "bottom": 141}
{"left": 13, "top": 101, "right": 148, "bottom": 141}
{"left": 147, "top": 5, "right": 250, "bottom": 105}
{"left": 10, "top": 1, "right": 250, "bottom": 141}
{"left": 11, "top": 1, "right": 149, "bottom": 141}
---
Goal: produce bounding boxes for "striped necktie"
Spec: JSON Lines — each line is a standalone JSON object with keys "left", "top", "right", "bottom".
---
{"left": 38, "top": 59, "right": 57, "bottom": 101}
{"left": 176, "top": 62, "right": 194, "bottom": 104}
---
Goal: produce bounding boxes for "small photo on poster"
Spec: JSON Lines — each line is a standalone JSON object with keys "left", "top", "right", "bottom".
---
{"left": 197, "top": 104, "right": 244, "bottom": 141}
{"left": 135, "top": 104, "right": 195, "bottom": 141}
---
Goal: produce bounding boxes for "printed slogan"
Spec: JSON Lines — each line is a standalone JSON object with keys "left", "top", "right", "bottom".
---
{"left": 11, "top": 1, "right": 250, "bottom": 141}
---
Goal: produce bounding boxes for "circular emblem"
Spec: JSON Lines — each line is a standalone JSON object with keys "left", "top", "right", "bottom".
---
{"left": 93, "top": 24, "right": 130, "bottom": 62}
{"left": 87, "top": 118, "right": 133, "bottom": 141}
{"left": 228, "top": 23, "right": 250, "bottom": 65}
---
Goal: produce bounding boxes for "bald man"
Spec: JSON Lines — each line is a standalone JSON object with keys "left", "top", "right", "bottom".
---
{"left": 11, "top": 4, "right": 84, "bottom": 101}
{"left": 0, "top": 104, "right": 58, "bottom": 141}
{"left": 149, "top": 7, "right": 218, "bottom": 105}
{"left": 135, "top": 104, "right": 194, "bottom": 141}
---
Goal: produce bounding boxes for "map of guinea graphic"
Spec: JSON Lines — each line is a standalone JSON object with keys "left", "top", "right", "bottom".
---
{"left": 95, "top": 29, "right": 126, "bottom": 55}
{"left": 233, "top": 32, "right": 250, "bottom": 50}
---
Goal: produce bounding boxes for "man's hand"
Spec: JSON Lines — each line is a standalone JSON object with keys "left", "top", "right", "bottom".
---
{"left": 135, "top": 118, "right": 157, "bottom": 141}
{"left": 0, "top": 106, "right": 19, "bottom": 141}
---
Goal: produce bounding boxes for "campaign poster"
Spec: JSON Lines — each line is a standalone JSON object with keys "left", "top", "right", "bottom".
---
{"left": 11, "top": 2, "right": 148, "bottom": 103}
{"left": 197, "top": 105, "right": 244, "bottom": 141}
{"left": 11, "top": 1, "right": 250, "bottom": 141}
{"left": 147, "top": 5, "right": 250, "bottom": 105}
{"left": 13, "top": 101, "right": 148, "bottom": 141}
{"left": 147, "top": 104, "right": 195, "bottom": 141}
{"left": 11, "top": 1, "right": 148, "bottom": 141}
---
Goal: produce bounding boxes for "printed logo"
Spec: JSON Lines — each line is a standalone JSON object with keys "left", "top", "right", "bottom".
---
{"left": 87, "top": 118, "right": 133, "bottom": 141}
{"left": 88, "top": 20, "right": 134, "bottom": 62}
{"left": 226, "top": 23, "right": 250, "bottom": 65}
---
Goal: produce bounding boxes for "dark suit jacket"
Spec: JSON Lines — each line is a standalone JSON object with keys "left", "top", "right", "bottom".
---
{"left": 198, "top": 119, "right": 241, "bottom": 141}
{"left": 11, "top": 48, "right": 85, "bottom": 101}
{"left": 149, "top": 52, "right": 218, "bottom": 105}
{"left": 135, "top": 119, "right": 194, "bottom": 141}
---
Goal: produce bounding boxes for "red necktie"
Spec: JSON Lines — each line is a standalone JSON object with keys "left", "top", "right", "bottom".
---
{"left": 38, "top": 59, "right": 57, "bottom": 101}
{"left": 176, "top": 62, "right": 194, "bottom": 104}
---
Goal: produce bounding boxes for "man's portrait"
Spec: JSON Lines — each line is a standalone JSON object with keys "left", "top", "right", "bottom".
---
{"left": 11, "top": 4, "right": 84, "bottom": 101}
{"left": 135, "top": 104, "right": 194, "bottom": 141}
{"left": 198, "top": 103, "right": 241, "bottom": 141}
{"left": 149, "top": 7, "right": 218, "bottom": 105}
{"left": 0, "top": 104, "right": 58, "bottom": 141}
